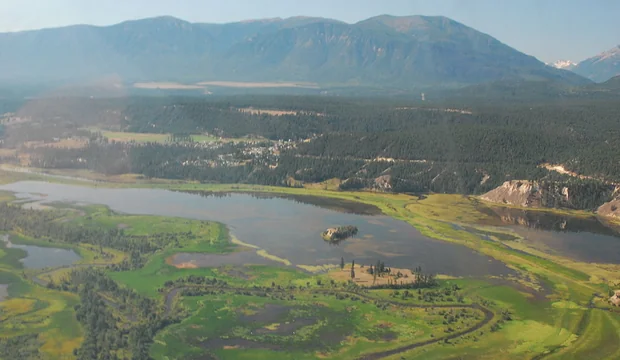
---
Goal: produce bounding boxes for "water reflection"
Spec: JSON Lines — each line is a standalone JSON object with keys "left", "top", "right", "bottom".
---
{"left": 176, "top": 190, "right": 382, "bottom": 215}
{"left": 0, "top": 181, "right": 513, "bottom": 276}
{"left": 1, "top": 234, "right": 80, "bottom": 269}
{"left": 482, "top": 206, "right": 620, "bottom": 237}
{"left": 482, "top": 206, "right": 620, "bottom": 263}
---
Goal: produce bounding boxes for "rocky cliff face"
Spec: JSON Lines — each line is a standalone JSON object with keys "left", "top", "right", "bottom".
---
{"left": 596, "top": 186, "right": 620, "bottom": 218}
{"left": 480, "top": 180, "right": 544, "bottom": 207}
{"left": 480, "top": 180, "right": 612, "bottom": 211}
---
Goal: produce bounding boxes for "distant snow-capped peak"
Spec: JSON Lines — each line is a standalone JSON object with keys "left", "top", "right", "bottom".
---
{"left": 548, "top": 60, "right": 576, "bottom": 69}
{"left": 590, "top": 45, "right": 620, "bottom": 63}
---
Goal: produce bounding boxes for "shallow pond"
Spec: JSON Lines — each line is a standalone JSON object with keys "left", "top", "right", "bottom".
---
{"left": 170, "top": 251, "right": 273, "bottom": 268}
{"left": 1, "top": 234, "right": 80, "bottom": 269}
{"left": 0, "top": 284, "right": 8, "bottom": 301}
{"left": 0, "top": 181, "right": 511, "bottom": 276}
{"left": 482, "top": 206, "right": 620, "bottom": 263}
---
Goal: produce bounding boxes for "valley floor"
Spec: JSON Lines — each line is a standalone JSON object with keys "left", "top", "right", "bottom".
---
{"left": 1, "top": 168, "right": 620, "bottom": 359}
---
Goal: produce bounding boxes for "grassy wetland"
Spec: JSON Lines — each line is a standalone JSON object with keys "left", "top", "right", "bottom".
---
{"left": 1, "top": 169, "right": 620, "bottom": 359}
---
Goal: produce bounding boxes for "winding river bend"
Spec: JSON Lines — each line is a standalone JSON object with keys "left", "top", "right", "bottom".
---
{"left": 0, "top": 181, "right": 511, "bottom": 276}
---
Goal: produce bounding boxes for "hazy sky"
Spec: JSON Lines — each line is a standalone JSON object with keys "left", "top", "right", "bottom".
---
{"left": 1, "top": 0, "right": 618, "bottom": 63}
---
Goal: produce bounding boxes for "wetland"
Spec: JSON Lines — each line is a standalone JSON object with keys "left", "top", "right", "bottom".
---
{"left": 2, "top": 177, "right": 620, "bottom": 360}
{"left": 1, "top": 233, "right": 80, "bottom": 269}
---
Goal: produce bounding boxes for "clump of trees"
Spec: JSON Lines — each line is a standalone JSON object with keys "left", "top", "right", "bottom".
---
{"left": 322, "top": 225, "right": 358, "bottom": 241}
{"left": 160, "top": 275, "right": 229, "bottom": 290}
{"left": 0, "top": 203, "right": 211, "bottom": 270}
{"left": 50, "top": 268, "right": 178, "bottom": 360}
{"left": 368, "top": 263, "right": 438, "bottom": 290}
{"left": 168, "top": 133, "right": 194, "bottom": 143}
{"left": 0, "top": 334, "right": 41, "bottom": 360}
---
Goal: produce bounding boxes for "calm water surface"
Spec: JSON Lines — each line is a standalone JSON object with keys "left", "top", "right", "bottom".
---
{"left": 483, "top": 207, "right": 620, "bottom": 263}
{"left": 1, "top": 234, "right": 80, "bottom": 269}
{"left": 0, "top": 181, "right": 511, "bottom": 276}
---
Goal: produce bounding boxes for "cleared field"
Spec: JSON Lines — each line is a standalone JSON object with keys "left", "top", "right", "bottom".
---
{"left": 133, "top": 82, "right": 204, "bottom": 90}
{"left": 197, "top": 80, "right": 319, "bottom": 88}
{"left": 238, "top": 107, "right": 298, "bottom": 116}
{"left": 99, "top": 130, "right": 168, "bottom": 143}
{"left": 94, "top": 129, "right": 229, "bottom": 144}
{"left": 23, "top": 138, "right": 88, "bottom": 149}
{"left": 133, "top": 81, "right": 319, "bottom": 90}
{"left": 0, "top": 148, "right": 16, "bottom": 157}
{"left": 237, "top": 107, "right": 326, "bottom": 116}
{"left": 329, "top": 264, "right": 416, "bottom": 287}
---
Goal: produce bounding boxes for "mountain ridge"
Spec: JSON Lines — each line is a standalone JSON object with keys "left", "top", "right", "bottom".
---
{"left": 0, "top": 15, "right": 590, "bottom": 88}
{"left": 572, "top": 45, "right": 620, "bottom": 82}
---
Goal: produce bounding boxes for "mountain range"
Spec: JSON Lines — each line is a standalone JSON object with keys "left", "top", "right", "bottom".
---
{"left": 0, "top": 15, "right": 590, "bottom": 89}
{"left": 572, "top": 45, "right": 620, "bottom": 82}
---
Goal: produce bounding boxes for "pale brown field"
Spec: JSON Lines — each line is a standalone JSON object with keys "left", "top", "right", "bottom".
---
{"left": 0, "top": 148, "right": 16, "bottom": 157}
{"left": 238, "top": 108, "right": 299, "bottom": 116}
{"left": 328, "top": 264, "right": 415, "bottom": 287}
{"left": 238, "top": 107, "right": 325, "bottom": 117}
{"left": 133, "top": 82, "right": 204, "bottom": 90}
{"left": 23, "top": 138, "right": 88, "bottom": 149}
{"left": 197, "top": 81, "right": 319, "bottom": 88}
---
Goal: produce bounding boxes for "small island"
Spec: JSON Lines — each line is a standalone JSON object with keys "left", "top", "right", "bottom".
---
{"left": 322, "top": 225, "right": 358, "bottom": 242}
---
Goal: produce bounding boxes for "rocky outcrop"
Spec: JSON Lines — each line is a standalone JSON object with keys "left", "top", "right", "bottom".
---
{"left": 481, "top": 180, "right": 615, "bottom": 212}
{"left": 322, "top": 225, "right": 358, "bottom": 242}
{"left": 597, "top": 185, "right": 620, "bottom": 218}
{"left": 598, "top": 196, "right": 620, "bottom": 219}
{"left": 374, "top": 175, "right": 392, "bottom": 192}
{"left": 480, "top": 180, "right": 542, "bottom": 207}
{"left": 609, "top": 290, "right": 620, "bottom": 307}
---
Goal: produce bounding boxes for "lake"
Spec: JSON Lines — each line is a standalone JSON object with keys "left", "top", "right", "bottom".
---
{"left": 0, "top": 181, "right": 511, "bottom": 276}
{"left": 482, "top": 206, "right": 620, "bottom": 263}
{"left": 1, "top": 234, "right": 81, "bottom": 269}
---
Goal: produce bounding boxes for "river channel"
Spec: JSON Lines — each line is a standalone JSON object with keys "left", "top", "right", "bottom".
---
{"left": 0, "top": 181, "right": 514, "bottom": 276}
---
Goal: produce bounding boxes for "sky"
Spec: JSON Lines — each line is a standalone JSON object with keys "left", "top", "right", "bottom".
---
{"left": 1, "top": 0, "right": 618, "bottom": 63}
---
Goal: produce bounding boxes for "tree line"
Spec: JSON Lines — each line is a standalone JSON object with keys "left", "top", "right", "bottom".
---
{"left": 10, "top": 95, "right": 620, "bottom": 206}
{"left": 0, "top": 203, "right": 194, "bottom": 270}
{"left": 50, "top": 268, "right": 178, "bottom": 360}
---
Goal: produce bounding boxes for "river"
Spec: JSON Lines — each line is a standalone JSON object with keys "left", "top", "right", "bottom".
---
{"left": 0, "top": 181, "right": 512, "bottom": 276}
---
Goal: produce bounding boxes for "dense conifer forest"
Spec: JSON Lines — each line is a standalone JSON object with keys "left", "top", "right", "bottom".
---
{"left": 3, "top": 95, "right": 620, "bottom": 208}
